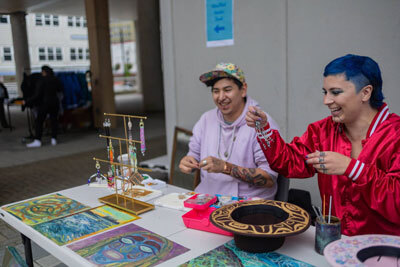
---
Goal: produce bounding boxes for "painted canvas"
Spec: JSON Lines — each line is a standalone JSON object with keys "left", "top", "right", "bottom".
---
{"left": 180, "top": 240, "right": 314, "bottom": 267}
{"left": 68, "top": 223, "right": 190, "bottom": 266}
{"left": 3, "top": 193, "right": 89, "bottom": 225}
{"left": 33, "top": 205, "right": 140, "bottom": 245}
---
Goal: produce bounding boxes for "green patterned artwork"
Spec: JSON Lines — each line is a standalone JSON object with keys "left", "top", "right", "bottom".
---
{"left": 180, "top": 240, "right": 314, "bottom": 267}
{"left": 3, "top": 193, "right": 89, "bottom": 225}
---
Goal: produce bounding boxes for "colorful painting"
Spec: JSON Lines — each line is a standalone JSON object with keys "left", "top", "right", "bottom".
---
{"left": 3, "top": 193, "right": 89, "bottom": 225}
{"left": 180, "top": 240, "right": 314, "bottom": 267}
{"left": 33, "top": 205, "right": 140, "bottom": 245}
{"left": 68, "top": 223, "right": 190, "bottom": 266}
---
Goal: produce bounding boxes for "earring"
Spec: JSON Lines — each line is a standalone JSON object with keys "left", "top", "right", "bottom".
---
{"left": 103, "top": 118, "right": 111, "bottom": 147}
{"left": 128, "top": 143, "right": 137, "bottom": 174}
{"left": 109, "top": 139, "right": 115, "bottom": 176}
{"left": 88, "top": 160, "right": 107, "bottom": 185}
{"left": 128, "top": 118, "right": 133, "bottom": 141}
{"left": 140, "top": 119, "right": 146, "bottom": 156}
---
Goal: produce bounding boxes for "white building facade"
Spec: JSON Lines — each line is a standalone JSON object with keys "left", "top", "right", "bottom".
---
{"left": 0, "top": 13, "right": 90, "bottom": 75}
{"left": 0, "top": 13, "right": 137, "bottom": 95}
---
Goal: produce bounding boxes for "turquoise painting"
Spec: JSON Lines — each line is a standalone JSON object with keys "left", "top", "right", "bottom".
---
{"left": 33, "top": 205, "right": 139, "bottom": 245}
{"left": 180, "top": 240, "right": 314, "bottom": 267}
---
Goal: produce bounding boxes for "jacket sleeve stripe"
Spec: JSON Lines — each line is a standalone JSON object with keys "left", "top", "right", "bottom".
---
{"left": 352, "top": 162, "right": 365, "bottom": 181}
{"left": 349, "top": 160, "right": 360, "bottom": 178}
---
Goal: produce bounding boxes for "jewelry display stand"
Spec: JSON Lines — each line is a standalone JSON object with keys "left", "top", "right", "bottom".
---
{"left": 94, "top": 113, "right": 154, "bottom": 215}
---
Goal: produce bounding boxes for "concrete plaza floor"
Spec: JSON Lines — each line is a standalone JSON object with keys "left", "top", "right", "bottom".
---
{"left": 0, "top": 93, "right": 167, "bottom": 266}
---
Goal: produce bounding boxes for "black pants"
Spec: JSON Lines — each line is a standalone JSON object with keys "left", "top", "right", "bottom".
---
{"left": 0, "top": 98, "right": 9, "bottom": 128}
{"left": 34, "top": 104, "right": 59, "bottom": 140}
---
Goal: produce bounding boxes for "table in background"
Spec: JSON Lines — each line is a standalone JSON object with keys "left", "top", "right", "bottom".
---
{"left": 0, "top": 184, "right": 329, "bottom": 266}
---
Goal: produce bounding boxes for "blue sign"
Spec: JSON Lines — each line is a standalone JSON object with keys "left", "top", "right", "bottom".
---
{"left": 206, "top": 0, "right": 234, "bottom": 47}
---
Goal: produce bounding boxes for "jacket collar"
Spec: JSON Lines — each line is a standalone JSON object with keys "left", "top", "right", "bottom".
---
{"left": 366, "top": 103, "right": 389, "bottom": 137}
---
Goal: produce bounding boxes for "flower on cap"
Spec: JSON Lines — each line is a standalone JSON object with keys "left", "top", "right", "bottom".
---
{"left": 227, "top": 64, "right": 235, "bottom": 71}
{"left": 199, "top": 62, "right": 246, "bottom": 86}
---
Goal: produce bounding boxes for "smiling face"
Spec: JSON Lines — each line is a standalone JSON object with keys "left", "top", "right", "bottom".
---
{"left": 211, "top": 78, "right": 247, "bottom": 122}
{"left": 323, "top": 74, "right": 371, "bottom": 124}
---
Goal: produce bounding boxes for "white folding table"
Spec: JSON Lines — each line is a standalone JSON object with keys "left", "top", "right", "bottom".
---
{"left": 0, "top": 184, "right": 330, "bottom": 266}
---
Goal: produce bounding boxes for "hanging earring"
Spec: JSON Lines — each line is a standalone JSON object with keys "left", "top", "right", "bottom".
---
{"left": 88, "top": 160, "right": 107, "bottom": 185}
{"left": 109, "top": 139, "right": 115, "bottom": 176}
{"left": 103, "top": 118, "right": 111, "bottom": 148}
{"left": 140, "top": 118, "right": 146, "bottom": 156}
{"left": 133, "top": 145, "right": 137, "bottom": 172}
{"left": 128, "top": 118, "right": 133, "bottom": 141}
{"left": 127, "top": 118, "right": 137, "bottom": 174}
{"left": 95, "top": 160, "right": 101, "bottom": 179}
{"left": 107, "top": 170, "right": 114, "bottom": 188}
{"left": 128, "top": 143, "right": 137, "bottom": 174}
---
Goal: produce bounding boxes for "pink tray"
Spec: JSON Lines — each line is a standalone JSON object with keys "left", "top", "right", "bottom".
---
{"left": 183, "top": 194, "right": 217, "bottom": 210}
{"left": 182, "top": 207, "right": 233, "bottom": 236}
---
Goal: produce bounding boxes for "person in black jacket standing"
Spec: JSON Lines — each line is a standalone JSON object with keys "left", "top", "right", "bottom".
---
{"left": 0, "top": 81, "right": 10, "bottom": 129}
{"left": 26, "top": 65, "right": 63, "bottom": 147}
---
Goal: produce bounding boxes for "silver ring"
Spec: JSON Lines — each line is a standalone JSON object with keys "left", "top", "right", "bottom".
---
{"left": 319, "top": 157, "right": 324, "bottom": 163}
{"left": 320, "top": 164, "right": 325, "bottom": 169}
{"left": 202, "top": 160, "right": 207, "bottom": 165}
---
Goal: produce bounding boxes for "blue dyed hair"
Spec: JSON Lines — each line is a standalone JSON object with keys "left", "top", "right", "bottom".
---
{"left": 323, "top": 54, "right": 384, "bottom": 108}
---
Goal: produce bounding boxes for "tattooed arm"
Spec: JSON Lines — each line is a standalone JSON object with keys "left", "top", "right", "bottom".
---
{"left": 200, "top": 156, "right": 274, "bottom": 188}
{"left": 230, "top": 164, "right": 274, "bottom": 188}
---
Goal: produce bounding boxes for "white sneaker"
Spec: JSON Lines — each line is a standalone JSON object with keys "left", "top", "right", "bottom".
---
{"left": 51, "top": 138, "right": 57, "bottom": 146}
{"left": 26, "top": 139, "right": 42, "bottom": 148}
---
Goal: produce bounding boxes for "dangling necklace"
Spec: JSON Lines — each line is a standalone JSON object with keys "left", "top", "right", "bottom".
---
{"left": 217, "top": 123, "right": 237, "bottom": 160}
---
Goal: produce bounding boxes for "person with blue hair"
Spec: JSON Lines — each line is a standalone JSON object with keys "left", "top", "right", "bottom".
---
{"left": 246, "top": 54, "right": 400, "bottom": 236}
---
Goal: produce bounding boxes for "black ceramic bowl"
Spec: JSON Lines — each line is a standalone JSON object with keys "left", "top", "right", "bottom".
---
{"left": 210, "top": 199, "right": 311, "bottom": 253}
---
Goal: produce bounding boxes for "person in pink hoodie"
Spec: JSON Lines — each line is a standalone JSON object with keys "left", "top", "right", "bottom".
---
{"left": 179, "top": 63, "right": 280, "bottom": 199}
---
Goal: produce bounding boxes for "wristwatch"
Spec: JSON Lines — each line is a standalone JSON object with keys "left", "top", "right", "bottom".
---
{"left": 222, "top": 161, "right": 233, "bottom": 175}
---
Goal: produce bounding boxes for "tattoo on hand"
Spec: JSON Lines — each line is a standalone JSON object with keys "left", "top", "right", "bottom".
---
{"left": 253, "top": 176, "right": 267, "bottom": 186}
{"left": 231, "top": 167, "right": 272, "bottom": 187}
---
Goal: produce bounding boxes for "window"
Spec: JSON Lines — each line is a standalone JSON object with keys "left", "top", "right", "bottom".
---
{"left": 44, "top": 15, "right": 51, "bottom": 25}
{"left": 85, "top": 48, "right": 89, "bottom": 60}
{"left": 0, "top": 15, "right": 9, "bottom": 24}
{"left": 53, "top": 15, "right": 59, "bottom": 26}
{"left": 83, "top": 18, "right": 87, "bottom": 27}
{"left": 47, "top": 47, "right": 54, "bottom": 61}
{"left": 35, "top": 14, "right": 43, "bottom": 26}
{"left": 3, "top": 47, "right": 12, "bottom": 61}
{"left": 38, "top": 47, "right": 46, "bottom": 61}
{"left": 68, "top": 16, "right": 73, "bottom": 27}
{"left": 56, "top": 48, "right": 62, "bottom": 61}
{"left": 70, "top": 48, "right": 76, "bottom": 60}
{"left": 75, "top": 16, "right": 81, "bottom": 27}
{"left": 78, "top": 48, "right": 83, "bottom": 60}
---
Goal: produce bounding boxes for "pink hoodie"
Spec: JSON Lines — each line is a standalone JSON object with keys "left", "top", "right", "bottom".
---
{"left": 187, "top": 96, "right": 279, "bottom": 199}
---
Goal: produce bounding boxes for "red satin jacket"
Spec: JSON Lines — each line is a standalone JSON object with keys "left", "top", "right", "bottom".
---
{"left": 257, "top": 103, "right": 400, "bottom": 236}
